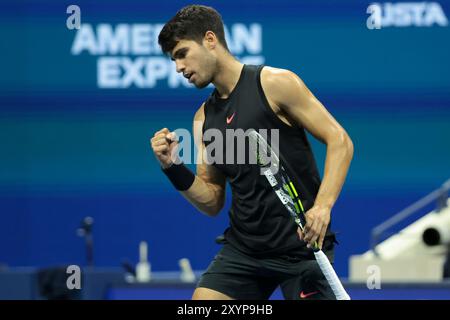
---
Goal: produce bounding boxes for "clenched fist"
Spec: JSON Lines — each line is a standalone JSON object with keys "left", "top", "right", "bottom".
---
{"left": 150, "top": 128, "right": 179, "bottom": 169}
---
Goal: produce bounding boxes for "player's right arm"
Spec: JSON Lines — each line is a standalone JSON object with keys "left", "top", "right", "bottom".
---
{"left": 150, "top": 103, "right": 226, "bottom": 217}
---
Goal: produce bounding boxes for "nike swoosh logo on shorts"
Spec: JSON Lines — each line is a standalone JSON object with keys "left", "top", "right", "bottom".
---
{"left": 300, "top": 291, "right": 318, "bottom": 299}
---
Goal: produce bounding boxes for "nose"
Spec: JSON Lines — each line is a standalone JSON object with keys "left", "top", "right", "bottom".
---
{"left": 175, "top": 60, "right": 185, "bottom": 74}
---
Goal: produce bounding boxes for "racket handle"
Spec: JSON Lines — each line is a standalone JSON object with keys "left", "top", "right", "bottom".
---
{"left": 314, "top": 250, "right": 351, "bottom": 300}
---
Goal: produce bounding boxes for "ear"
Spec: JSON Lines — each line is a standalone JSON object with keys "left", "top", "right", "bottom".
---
{"left": 204, "top": 31, "right": 217, "bottom": 50}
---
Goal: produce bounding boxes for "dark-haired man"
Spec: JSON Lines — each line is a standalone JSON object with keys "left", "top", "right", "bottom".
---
{"left": 151, "top": 5, "right": 353, "bottom": 300}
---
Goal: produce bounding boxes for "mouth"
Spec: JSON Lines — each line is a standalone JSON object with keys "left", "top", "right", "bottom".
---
{"left": 183, "top": 72, "right": 194, "bottom": 83}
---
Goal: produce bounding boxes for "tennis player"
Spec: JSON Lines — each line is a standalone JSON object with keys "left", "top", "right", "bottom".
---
{"left": 151, "top": 5, "right": 353, "bottom": 300}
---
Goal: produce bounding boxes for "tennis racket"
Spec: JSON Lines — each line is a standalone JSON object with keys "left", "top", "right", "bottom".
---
{"left": 248, "top": 130, "right": 350, "bottom": 300}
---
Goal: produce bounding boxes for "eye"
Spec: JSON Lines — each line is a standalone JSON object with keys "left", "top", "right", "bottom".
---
{"left": 178, "top": 48, "right": 188, "bottom": 59}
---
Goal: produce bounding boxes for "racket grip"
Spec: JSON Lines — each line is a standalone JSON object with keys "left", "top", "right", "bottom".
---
{"left": 314, "top": 250, "right": 351, "bottom": 300}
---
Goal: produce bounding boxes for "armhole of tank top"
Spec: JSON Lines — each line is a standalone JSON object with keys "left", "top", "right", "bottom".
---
{"left": 256, "top": 66, "right": 302, "bottom": 133}
{"left": 202, "top": 91, "right": 216, "bottom": 133}
{"left": 201, "top": 102, "right": 208, "bottom": 135}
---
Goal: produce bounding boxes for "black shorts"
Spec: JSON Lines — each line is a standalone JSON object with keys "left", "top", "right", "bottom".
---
{"left": 197, "top": 243, "right": 336, "bottom": 300}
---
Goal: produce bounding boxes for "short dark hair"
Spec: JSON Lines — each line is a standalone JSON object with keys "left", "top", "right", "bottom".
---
{"left": 158, "top": 5, "right": 229, "bottom": 54}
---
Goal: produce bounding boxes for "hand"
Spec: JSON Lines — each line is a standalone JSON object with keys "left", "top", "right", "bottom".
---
{"left": 297, "top": 205, "right": 331, "bottom": 250}
{"left": 150, "top": 128, "right": 179, "bottom": 169}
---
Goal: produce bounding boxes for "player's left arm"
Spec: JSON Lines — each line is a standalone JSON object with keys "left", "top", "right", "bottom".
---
{"left": 261, "top": 67, "right": 354, "bottom": 249}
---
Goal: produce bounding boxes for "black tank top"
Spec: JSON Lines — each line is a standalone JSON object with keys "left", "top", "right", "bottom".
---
{"left": 202, "top": 65, "right": 330, "bottom": 258}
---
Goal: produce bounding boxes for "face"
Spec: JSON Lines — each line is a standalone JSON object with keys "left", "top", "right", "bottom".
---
{"left": 170, "top": 39, "right": 217, "bottom": 88}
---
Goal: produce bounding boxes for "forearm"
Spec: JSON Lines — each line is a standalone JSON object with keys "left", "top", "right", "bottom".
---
{"left": 314, "top": 133, "right": 353, "bottom": 209}
{"left": 162, "top": 161, "right": 224, "bottom": 217}
{"left": 180, "top": 176, "right": 224, "bottom": 217}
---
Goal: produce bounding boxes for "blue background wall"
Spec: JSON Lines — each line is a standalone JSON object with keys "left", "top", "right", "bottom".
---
{"left": 0, "top": 0, "right": 449, "bottom": 278}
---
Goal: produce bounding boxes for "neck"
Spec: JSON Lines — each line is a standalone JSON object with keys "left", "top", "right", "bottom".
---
{"left": 212, "top": 54, "right": 244, "bottom": 99}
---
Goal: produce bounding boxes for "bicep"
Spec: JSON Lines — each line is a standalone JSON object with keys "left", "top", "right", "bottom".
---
{"left": 287, "top": 85, "right": 344, "bottom": 144}
{"left": 193, "top": 105, "right": 226, "bottom": 193}
{"left": 196, "top": 142, "right": 226, "bottom": 190}
{"left": 270, "top": 70, "right": 347, "bottom": 144}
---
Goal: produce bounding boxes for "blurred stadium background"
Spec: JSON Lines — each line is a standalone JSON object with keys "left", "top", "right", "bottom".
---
{"left": 0, "top": 0, "right": 449, "bottom": 299}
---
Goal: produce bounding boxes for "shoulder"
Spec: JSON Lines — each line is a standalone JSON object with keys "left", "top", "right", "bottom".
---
{"left": 260, "top": 66, "right": 310, "bottom": 106}
{"left": 260, "top": 66, "right": 301, "bottom": 88}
